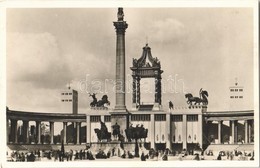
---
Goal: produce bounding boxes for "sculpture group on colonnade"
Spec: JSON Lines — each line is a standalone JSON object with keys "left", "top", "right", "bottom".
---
{"left": 185, "top": 88, "right": 209, "bottom": 106}
{"left": 89, "top": 93, "right": 110, "bottom": 107}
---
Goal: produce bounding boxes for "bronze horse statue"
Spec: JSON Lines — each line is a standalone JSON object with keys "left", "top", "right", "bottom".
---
{"left": 125, "top": 124, "right": 148, "bottom": 142}
{"left": 89, "top": 94, "right": 110, "bottom": 107}
{"left": 185, "top": 88, "right": 209, "bottom": 105}
{"left": 94, "top": 121, "right": 111, "bottom": 142}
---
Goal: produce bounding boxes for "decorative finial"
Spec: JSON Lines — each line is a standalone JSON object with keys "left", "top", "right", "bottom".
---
{"left": 117, "top": 7, "right": 124, "bottom": 21}
{"left": 146, "top": 36, "right": 148, "bottom": 45}
{"left": 235, "top": 77, "right": 238, "bottom": 86}
{"left": 66, "top": 82, "right": 71, "bottom": 90}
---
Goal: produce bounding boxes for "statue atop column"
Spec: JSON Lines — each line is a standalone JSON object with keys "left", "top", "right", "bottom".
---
{"left": 117, "top": 7, "right": 124, "bottom": 21}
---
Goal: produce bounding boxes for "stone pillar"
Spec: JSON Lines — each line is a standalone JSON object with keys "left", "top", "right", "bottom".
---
{"left": 36, "top": 121, "right": 41, "bottom": 144}
{"left": 136, "top": 76, "right": 141, "bottom": 105}
{"left": 132, "top": 76, "right": 136, "bottom": 104}
{"left": 198, "top": 114, "right": 203, "bottom": 148}
{"left": 150, "top": 114, "right": 155, "bottom": 149}
{"left": 166, "top": 113, "right": 171, "bottom": 149}
{"left": 234, "top": 120, "right": 238, "bottom": 143}
{"left": 49, "top": 121, "right": 54, "bottom": 144}
{"left": 63, "top": 122, "right": 67, "bottom": 144}
{"left": 101, "top": 115, "right": 105, "bottom": 122}
{"left": 230, "top": 120, "right": 235, "bottom": 144}
{"left": 10, "top": 119, "right": 18, "bottom": 143}
{"left": 248, "top": 120, "right": 252, "bottom": 143}
{"left": 6, "top": 119, "right": 8, "bottom": 143}
{"left": 22, "top": 120, "right": 29, "bottom": 144}
{"left": 244, "top": 120, "right": 248, "bottom": 144}
{"left": 87, "top": 116, "right": 91, "bottom": 143}
{"left": 218, "top": 121, "right": 222, "bottom": 144}
{"left": 76, "top": 122, "right": 81, "bottom": 144}
{"left": 182, "top": 115, "right": 187, "bottom": 150}
{"left": 113, "top": 9, "right": 128, "bottom": 111}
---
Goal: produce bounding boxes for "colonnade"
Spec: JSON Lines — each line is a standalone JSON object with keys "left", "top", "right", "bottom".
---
{"left": 7, "top": 119, "right": 84, "bottom": 145}
{"left": 215, "top": 119, "right": 253, "bottom": 144}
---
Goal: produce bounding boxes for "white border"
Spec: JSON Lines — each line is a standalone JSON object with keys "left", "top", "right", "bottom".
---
{"left": 1, "top": 0, "right": 259, "bottom": 167}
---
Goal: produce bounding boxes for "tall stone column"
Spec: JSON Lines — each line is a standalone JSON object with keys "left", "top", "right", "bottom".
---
{"left": 182, "top": 115, "right": 187, "bottom": 150}
{"left": 244, "top": 120, "right": 248, "bottom": 144}
{"left": 218, "top": 121, "right": 222, "bottom": 144}
{"left": 49, "top": 121, "right": 54, "bottom": 144}
{"left": 63, "top": 122, "right": 67, "bottom": 144}
{"left": 113, "top": 8, "right": 128, "bottom": 111}
{"left": 110, "top": 8, "right": 129, "bottom": 139}
{"left": 36, "top": 121, "right": 41, "bottom": 144}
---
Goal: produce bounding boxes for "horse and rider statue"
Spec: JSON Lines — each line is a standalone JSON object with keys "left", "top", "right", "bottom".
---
{"left": 125, "top": 123, "right": 148, "bottom": 142}
{"left": 185, "top": 88, "right": 209, "bottom": 105}
{"left": 89, "top": 93, "right": 110, "bottom": 107}
{"left": 94, "top": 121, "right": 111, "bottom": 142}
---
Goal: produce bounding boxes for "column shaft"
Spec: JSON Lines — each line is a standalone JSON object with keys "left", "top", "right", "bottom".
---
{"left": 166, "top": 114, "right": 171, "bottom": 149}
{"left": 182, "top": 115, "right": 187, "bottom": 150}
{"left": 50, "top": 122, "right": 54, "bottom": 144}
{"left": 218, "top": 121, "right": 222, "bottom": 144}
{"left": 10, "top": 119, "right": 18, "bottom": 143}
{"left": 36, "top": 121, "right": 41, "bottom": 144}
{"left": 198, "top": 114, "right": 203, "bottom": 147}
{"left": 244, "top": 120, "right": 248, "bottom": 144}
{"left": 63, "top": 122, "right": 67, "bottom": 144}
{"left": 248, "top": 120, "right": 252, "bottom": 143}
{"left": 150, "top": 114, "right": 155, "bottom": 149}
{"left": 87, "top": 116, "right": 91, "bottom": 143}
{"left": 22, "top": 120, "right": 29, "bottom": 144}
{"left": 230, "top": 120, "right": 235, "bottom": 144}
{"left": 76, "top": 122, "right": 81, "bottom": 144}
{"left": 114, "top": 20, "right": 128, "bottom": 110}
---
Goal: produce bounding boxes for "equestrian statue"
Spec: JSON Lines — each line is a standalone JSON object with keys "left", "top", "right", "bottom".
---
{"left": 125, "top": 124, "right": 148, "bottom": 142}
{"left": 185, "top": 88, "right": 209, "bottom": 105}
{"left": 94, "top": 121, "right": 111, "bottom": 142}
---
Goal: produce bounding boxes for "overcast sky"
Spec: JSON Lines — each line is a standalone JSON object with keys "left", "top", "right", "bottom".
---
{"left": 6, "top": 8, "right": 254, "bottom": 113}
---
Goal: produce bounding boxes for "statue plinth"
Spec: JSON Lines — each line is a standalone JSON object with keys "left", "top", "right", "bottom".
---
{"left": 110, "top": 109, "right": 130, "bottom": 140}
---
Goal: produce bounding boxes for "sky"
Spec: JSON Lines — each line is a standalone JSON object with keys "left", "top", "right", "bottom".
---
{"left": 6, "top": 7, "right": 255, "bottom": 113}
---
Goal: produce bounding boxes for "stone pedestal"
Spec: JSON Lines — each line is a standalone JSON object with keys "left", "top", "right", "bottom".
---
{"left": 110, "top": 111, "right": 129, "bottom": 140}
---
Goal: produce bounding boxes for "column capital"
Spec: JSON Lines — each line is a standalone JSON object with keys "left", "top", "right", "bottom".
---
{"left": 113, "top": 21, "right": 128, "bottom": 34}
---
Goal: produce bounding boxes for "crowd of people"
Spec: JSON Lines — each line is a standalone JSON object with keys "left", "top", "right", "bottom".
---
{"left": 7, "top": 147, "right": 254, "bottom": 162}
{"left": 215, "top": 150, "right": 254, "bottom": 161}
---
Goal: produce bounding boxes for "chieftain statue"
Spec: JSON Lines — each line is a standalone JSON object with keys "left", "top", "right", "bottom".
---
{"left": 185, "top": 88, "right": 209, "bottom": 105}
{"left": 89, "top": 93, "right": 110, "bottom": 107}
{"left": 94, "top": 121, "right": 111, "bottom": 142}
{"left": 125, "top": 124, "right": 148, "bottom": 142}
